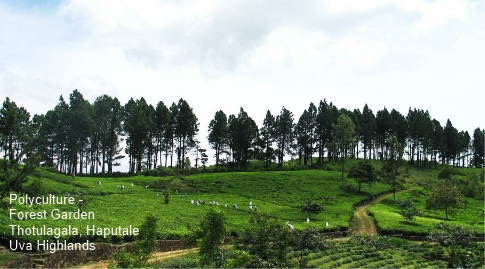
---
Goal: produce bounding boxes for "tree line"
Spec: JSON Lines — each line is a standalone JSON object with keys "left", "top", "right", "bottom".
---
{"left": 0, "top": 89, "right": 483, "bottom": 174}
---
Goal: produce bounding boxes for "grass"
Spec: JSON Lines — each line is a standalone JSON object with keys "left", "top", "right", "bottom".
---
{"left": 370, "top": 187, "right": 485, "bottom": 236}
{"left": 1, "top": 162, "right": 484, "bottom": 269}
{"left": 2, "top": 168, "right": 391, "bottom": 242}
{"left": 0, "top": 246, "right": 21, "bottom": 267}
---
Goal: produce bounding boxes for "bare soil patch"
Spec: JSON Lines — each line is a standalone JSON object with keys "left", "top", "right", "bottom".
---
{"left": 74, "top": 248, "right": 199, "bottom": 269}
{"left": 353, "top": 192, "right": 394, "bottom": 235}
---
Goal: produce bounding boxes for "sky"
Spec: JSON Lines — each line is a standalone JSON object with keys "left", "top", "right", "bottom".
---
{"left": 0, "top": 0, "right": 484, "bottom": 170}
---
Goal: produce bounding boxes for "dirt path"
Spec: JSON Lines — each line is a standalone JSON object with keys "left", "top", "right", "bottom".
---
{"left": 353, "top": 192, "right": 394, "bottom": 235}
{"left": 74, "top": 248, "right": 199, "bottom": 269}
{"left": 150, "top": 247, "right": 198, "bottom": 262}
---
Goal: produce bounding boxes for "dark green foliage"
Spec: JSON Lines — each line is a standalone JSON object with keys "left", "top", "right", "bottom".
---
{"left": 298, "top": 199, "right": 324, "bottom": 219}
{"left": 333, "top": 114, "right": 357, "bottom": 180}
{"left": 438, "top": 164, "right": 454, "bottom": 180}
{"left": 236, "top": 213, "right": 292, "bottom": 267}
{"left": 208, "top": 110, "right": 228, "bottom": 171}
{"left": 67, "top": 90, "right": 95, "bottom": 174}
{"left": 459, "top": 172, "right": 484, "bottom": 199}
{"left": 396, "top": 198, "right": 423, "bottom": 222}
{"left": 153, "top": 101, "right": 171, "bottom": 169}
{"left": 428, "top": 223, "right": 475, "bottom": 268}
{"left": 198, "top": 207, "right": 226, "bottom": 267}
{"left": 381, "top": 135, "right": 404, "bottom": 199}
{"left": 425, "top": 181, "right": 463, "bottom": 220}
{"left": 163, "top": 189, "right": 171, "bottom": 204}
{"left": 291, "top": 226, "right": 327, "bottom": 267}
{"left": 456, "top": 130, "right": 471, "bottom": 167}
{"left": 0, "top": 155, "right": 39, "bottom": 207}
{"left": 91, "top": 95, "right": 124, "bottom": 174}
{"left": 197, "top": 148, "right": 209, "bottom": 169}
{"left": 389, "top": 109, "right": 408, "bottom": 148}
{"left": 442, "top": 119, "right": 459, "bottom": 165}
{"left": 0, "top": 97, "right": 31, "bottom": 163}
{"left": 22, "top": 178, "right": 45, "bottom": 197}
{"left": 275, "top": 106, "right": 295, "bottom": 168}
{"left": 406, "top": 108, "right": 433, "bottom": 167}
{"left": 260, "top": 110, "right": 276, "bottom": 169}
{"left": 339, "top": 182, "right": 356, "bottom": 193}
{"left": 3, "top": 91, "right": 483, "bottom": 176}
{"left": 123, "top": 97, "right": 154, "bottom": 173}
{"left": 430, "top": 119, "right": 443, "bottom": 168}
{"left": 472, "top": 128, "right": 484, "bottom": 168}
{"left": 173, "top": 99, "right": 199, "bottom": 169}
{"left": 315, "top": 99, "right": 338, "bottom": 163}
{"left": 350, "top": 234, "right": 387, "bottom": 251}
{"left": 375, "top": 107, "right": 392, "bottom": 160}
{"left": 306, "top": 238, "right": 452, "bottom": 268}
{"left": 112, "top": 215, "right": 158, "bottom": 268}
{"left": 111, "top": 248, "right": 133, "bottom": 268}
{"left": 295, "top": 103, "right": 317, "bottom": 166}
{"left": 348, "top": 160, "right": 377, "bottom": 192}
{"left": 227, "top": 108, "right": 259, "bottom": 170}
{"left": 224, "top": 249, "right": 253, "bottom": 268}
{"left": 360, "top": 104, "right": 376, "bottom": 160}
{"left": 134, "top": 215, "right": 158, "bottom": 263}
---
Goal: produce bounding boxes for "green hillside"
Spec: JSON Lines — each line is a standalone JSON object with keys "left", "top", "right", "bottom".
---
{"left": 3, "top": 167, "right": 390, "bottom": 242}
{"left": 2, "top": 163, "right": 483, "bottom": 245}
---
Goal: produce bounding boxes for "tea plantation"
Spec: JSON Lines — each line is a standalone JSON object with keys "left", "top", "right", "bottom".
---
{"left": 1, "top": 163, "right": 484, "bottom": 268}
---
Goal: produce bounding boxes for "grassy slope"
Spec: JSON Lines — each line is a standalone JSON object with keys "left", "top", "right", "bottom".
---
{"left": 1, "top": 163, "right": 484, "bottom": 243}
{"left": 2, "top": 168, "right": 391, "bottom": 242}
{"left": 368, "top": 164, "right": 484, "bottom": 236}
{"left": 369, "top": 188, "right": 484, "bottom": 236}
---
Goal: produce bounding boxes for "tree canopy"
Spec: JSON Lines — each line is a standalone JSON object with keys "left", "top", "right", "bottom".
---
{"left": 425, "top": 180, "right": 463, "bottom": 220}
{"left": 348, "top": 160, "right": 377, "bottom": 192}
{"left": 0, "top": 90, "right": 481, "bottom": 174}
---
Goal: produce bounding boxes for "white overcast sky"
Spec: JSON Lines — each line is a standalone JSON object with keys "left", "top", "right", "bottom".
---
{"left": 1, "top": 0, "right": 484, "bottom": 169}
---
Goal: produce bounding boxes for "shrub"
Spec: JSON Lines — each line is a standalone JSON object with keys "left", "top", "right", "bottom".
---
{"left": 111, "top": 215, "right": 158, "bottom": 268}
{"left": 339, "top": 183, "right": 355, "bottom": 193}
{"left": 163, "top": 188, "right": 171, "bottom": 204}
{"left": 438, "top": 165, "right": 454, "bottom": 180}
{"left": 22, "top": 178, "right": 45, "bottom": 197}
{"left": 396, "top": 198, "right": 423, "bottom": 222}
{"left": 428, "top": 224, "right": 475, "bottom": 268}
{"left": 298, "top": 199, "right": 324, "bottom": 219}
{"left": 153, "top": 255, "right": 199, "bottom": 268}
{"left": 198, "top": 208, "right": 226, "bottom": 267}
{"left": 224, "top": 250, "right": 253, "bottom": 268}
{"left": 350, "top": 234, "right": 387, "bottom": 250}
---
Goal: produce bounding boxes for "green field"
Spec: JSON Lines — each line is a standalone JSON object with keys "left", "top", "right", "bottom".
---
{"left": 1, "top": 163, "right": 484, "bottom": 268}
{"left": 2, "top": 167, "right": 393, "bottom": 242}
{"left": 369, "top": 187, "right": 484, "bottom": 236}
{"left": 151, "top": 236, "right": 485, "bottom": 269}
{"left": 305, "top": 236, "right": 484, "bottom": 269}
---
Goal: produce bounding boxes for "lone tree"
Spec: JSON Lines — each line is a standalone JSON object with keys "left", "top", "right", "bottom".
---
{"left": 347, "top": 160, "right": 377, "bottom": 192}
{"left": 396, "top": 198, "right": 423, "bottom": 222}
{"left": 381, "top": 135, "right": 405, "bottom": 199}
{"left": 428, "top": 224, "right": 475, "bottom": 268}
{"left": 291, "top": 226, "right": 327, "bottom": 267}
{"left": 112, "top": 215, "right": 158, "bottom": 268}
{"left": 0, "top": 155, "right": 39, "bottom": 208}
{"left": 299, "top": 199, "right": 324, "bottom": 221}
{"left": 236, "top": 213, "right": 292, "bottom": 268}
{"left": 425, "top": 181, "right": 463, "bottom": 220}
{"left": 199, "top": 207, "right": 226, "bottom": 268}
{"left": 333, "top": 114, "right": 356, "bottom": 181}
{"left": 208, "top": 110, "right": 228, "bottom": 171}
